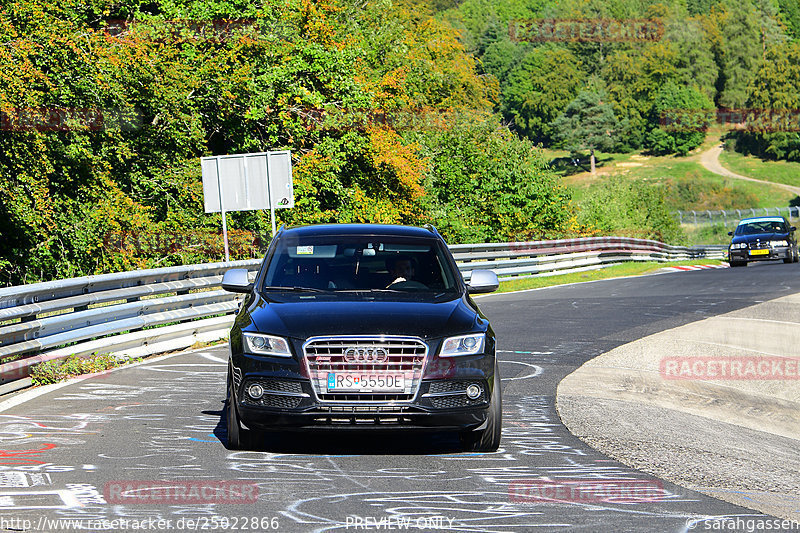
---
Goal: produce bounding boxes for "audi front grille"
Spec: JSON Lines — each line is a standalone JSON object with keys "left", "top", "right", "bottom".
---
{"left": 303, "top": 336, "right": 428, "bottom": 403}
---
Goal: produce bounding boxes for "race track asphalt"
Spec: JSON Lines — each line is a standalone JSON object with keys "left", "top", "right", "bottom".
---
{"left": 1, "top": 261, "right": 798, "bottom": 533}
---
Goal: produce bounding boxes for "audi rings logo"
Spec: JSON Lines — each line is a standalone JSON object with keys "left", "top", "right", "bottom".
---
{"left": 343, "top": 347, "right": 389, "bottom": 363}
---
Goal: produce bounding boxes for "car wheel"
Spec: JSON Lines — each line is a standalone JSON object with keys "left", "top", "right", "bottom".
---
{"left": 729, "top": 260, "right": 746, "bottom": 267}
{"left": 794, "top": 248, "right": 799, "bottom": 263}
{"left": 784, "top": 257, "right": 793, "bottom": 264}
{"left": 226, "top": 373, "right": 247, "bottom": 450}
{"left": 460, "top": 362, "right": 502, "bottom": 452}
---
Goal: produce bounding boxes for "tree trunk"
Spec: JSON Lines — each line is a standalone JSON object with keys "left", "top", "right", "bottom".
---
{"left": 590, "top": 149, "right": 596, "bottom": 174}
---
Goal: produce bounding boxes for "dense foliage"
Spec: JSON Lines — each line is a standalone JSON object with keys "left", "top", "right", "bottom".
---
{"left": 6, "top": 0, "right": 797, "bottom": 285}
{"left": 442, "top": 0, "right": 798, "bottom": 156}
{"left": 577, "top": 176, "right": 686, "bottom": 244}
{"left": 729, "top": 41, "right": 800, "bottom": 161}
{"left": 0, "top": 0, "right": 574, "bottom": 285}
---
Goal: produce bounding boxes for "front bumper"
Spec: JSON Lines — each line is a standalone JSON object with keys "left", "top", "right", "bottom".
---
{"left": 729, "top": 246, "right": 791, "bottom": 262}
{"left": 234, "top": 376, "right": 492, "bottom": 431}
{"left": 230, "top": 342, "right": 496, "bottom": 432}
{"left": 238, "top": 403, "right": 489, "bottom": 431}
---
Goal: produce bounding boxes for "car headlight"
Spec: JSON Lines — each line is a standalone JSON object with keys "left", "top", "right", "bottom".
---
{"left": 730, "top": 243, "right": 747, "bottom": 250}
{"left": 242, "top": 333, "right": 292, "bottom": 357}
{"left": 440, "top": 333, "right": 485, "bottom": 357}
{"left": 770, "top": 240, "right": 789, "bottom": 247}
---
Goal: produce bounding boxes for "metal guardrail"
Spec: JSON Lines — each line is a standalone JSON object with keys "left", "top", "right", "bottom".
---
{"left": 675, "top": 206, "right": 800, "bottom": 225}
{"left": 0, "top": 237, "right": 723, "bottom": 390}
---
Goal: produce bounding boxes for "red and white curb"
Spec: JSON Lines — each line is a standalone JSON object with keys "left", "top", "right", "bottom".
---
{"left": 660, "top": 264, "right": 730, "bottom": 273}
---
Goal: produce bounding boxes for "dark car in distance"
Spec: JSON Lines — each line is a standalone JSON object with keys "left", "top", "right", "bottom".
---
{"left": 728, "top": 216, "right": 798, "bottom": 267}
{"left": 221, "top": 224, "right": 502, "bottom": 452}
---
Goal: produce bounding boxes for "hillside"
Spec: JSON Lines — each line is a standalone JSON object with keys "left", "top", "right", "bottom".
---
{"left": 3, "top": 0, "right": 800, "bottom": 284}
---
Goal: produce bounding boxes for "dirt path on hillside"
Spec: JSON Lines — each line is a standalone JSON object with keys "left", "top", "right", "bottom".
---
{"left": 699, "top": 144, "right": 800, "bottom": 196}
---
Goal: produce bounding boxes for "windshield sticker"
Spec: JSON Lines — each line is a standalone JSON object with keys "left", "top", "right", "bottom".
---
{"left": 296, "top": 245, "right": 314, "bottom": 255}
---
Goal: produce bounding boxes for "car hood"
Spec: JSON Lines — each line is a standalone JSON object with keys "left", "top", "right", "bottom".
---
{"left": 244, "top": 294, "right": 482, "bottom": 340}
{"left": 731, "top": 232, "right": 790, "bottom": 244}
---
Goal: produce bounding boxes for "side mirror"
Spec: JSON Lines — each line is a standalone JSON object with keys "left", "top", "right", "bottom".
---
{"left": 467, "top": 270, "right": 499, "bottom": 294}
{"left": 221, "top": 269, "right": 253, "bottom": 293}
{"left": 727, "top": 231, "right": 733, "bottom": 236}
{"left": 792, "top": 226, "right": 797, "bottom": 232}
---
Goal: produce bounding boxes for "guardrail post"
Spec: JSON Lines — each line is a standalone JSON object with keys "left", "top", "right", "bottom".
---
{"left": 722, "top": 209, "right": 727, "bottom": 226}
{"left": 126, "top": 297, "right": 143, "bottom": 333}
{"left": 706, "top": 210, "right": 712, "bottom": 223}
{"left": 736, "top": 209, "right": 741, "bottom": 220}
{"left": 692, "top": 210, "right": 697, "bottom": 224}
{"left": 751, "top": 208, "right": 756, "bottom": 217}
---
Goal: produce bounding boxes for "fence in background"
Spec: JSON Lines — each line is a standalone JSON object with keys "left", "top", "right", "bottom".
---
{"left": 0, "top": 236, "right": 724, "bottom": 392}
{"left": 675, "top": 206, "right": 800, "bottom": 225}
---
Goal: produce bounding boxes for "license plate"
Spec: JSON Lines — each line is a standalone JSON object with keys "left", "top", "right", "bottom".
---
{"left": 749, "top": 249, "right": 770, "bottom": 256}
{"left": 327, "top": 373, "right": 405, "bottom": 392}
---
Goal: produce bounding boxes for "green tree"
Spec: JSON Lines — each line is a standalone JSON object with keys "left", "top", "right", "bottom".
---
{"left": 412, "top": 122, "right": 574, "bottom": 243}
{"left": 647, "top": 82, "right": 714, "bottom": 156}
{"left": 502, "top": 47, "right": 584, "bottom": 143}
{"left": 603, "top": 42, "right": 680, "bottom": 150}
{"left": 731, "top": 41, "right": 800, "bottom": 161}
{"left": 551, "top": 89, "right": 620, "bottom": 173}
{"left": 777, "top": 0, "right": 800, "bottom": 39}
{"left": 665, "top": 15, "right": 718, "bottom": 101}
{"left": 715, "top": 0, "right": 764, "bottom": 108}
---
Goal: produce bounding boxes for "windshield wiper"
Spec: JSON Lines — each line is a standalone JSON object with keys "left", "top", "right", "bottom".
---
{"left": 261, "top": 286, "right": 327, "bottom": 293}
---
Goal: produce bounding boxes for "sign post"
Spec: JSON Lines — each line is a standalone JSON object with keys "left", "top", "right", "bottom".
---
{"left": 201, "top": 151, "right": 293, "bottom": 261}
{"left": 214, "top": 157, "right": 230, "bottom": 261}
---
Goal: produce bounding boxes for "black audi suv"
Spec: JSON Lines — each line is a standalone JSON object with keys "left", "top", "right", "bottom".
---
{"left": 727, "top": 216, "right": 798, "bottom": 267}
{"left": 221, "top": 224, "right": 501, "bottom": 451}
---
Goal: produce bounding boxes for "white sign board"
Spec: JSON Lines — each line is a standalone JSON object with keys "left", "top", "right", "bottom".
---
{"left": 200, "top": 150, "right": 293, "bottom": 261}
{"left": 266, "top": 151, "right": 294, "bottom": 209}
{"left": 201, "top": 151, "right": 293, "bottom": 213}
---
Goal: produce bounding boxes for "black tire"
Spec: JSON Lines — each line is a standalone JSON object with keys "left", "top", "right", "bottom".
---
{"left": 784, "top": 257, "right": 793, "bottom": 264}
{"left": 226, "top": 374, "right": 247, "bottom": 450}
{"left": 460, "top": 363, "right": 502, "bottom": 452}
{"left": 729, "top": 260, "right": 746, "bottom": 267}
{"left": 794, "top": 248, "right": 799, "bottom": 263}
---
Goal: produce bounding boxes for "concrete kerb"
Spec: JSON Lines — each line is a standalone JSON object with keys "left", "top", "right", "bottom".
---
{"left": 556, "top": 291, "right": 800, "bottom": 522}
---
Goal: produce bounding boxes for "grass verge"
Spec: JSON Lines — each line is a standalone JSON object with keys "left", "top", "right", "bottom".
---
{"left": 683, "top": 223, "right": 733, "bottom": 246}
{"left": 29, "top": 353, "right": 142, "bottom": 386}
{"left": 718, "top": 149, "right": 800, "bottom": 190}
{"left": 494, "top": 259, "right": 725, "bottom": 293}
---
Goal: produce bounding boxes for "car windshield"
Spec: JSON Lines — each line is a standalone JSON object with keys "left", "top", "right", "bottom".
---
{"left": 261, "top": 235, "right": 459, "bottom": 293}
{"left": 735, "top": 219, "right": 788, "bottom": 235}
